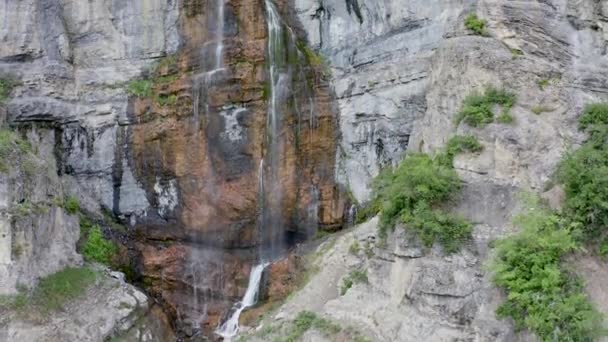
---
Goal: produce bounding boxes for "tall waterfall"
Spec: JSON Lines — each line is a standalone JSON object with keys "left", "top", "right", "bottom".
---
{"left": 214, "top": 0, "right": 225, "bottom": 70}
{"left": 260, "top": 0, "right": 289, "bottom": 261}
{"left": 213, "top": 0, "right": 319, "bottom": 338}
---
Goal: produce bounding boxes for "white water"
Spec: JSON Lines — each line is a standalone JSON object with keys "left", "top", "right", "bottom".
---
{"left": 215, "top": 263, "right": 268, "bottom": 340}
{"left": 214, "top": 0, "right": 225, "bottom": 70}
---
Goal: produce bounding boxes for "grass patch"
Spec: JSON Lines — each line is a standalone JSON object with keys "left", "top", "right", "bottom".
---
{"left": 33, "top": 267, "right": 97, "bottom": 311}
{"left": 455, "top": 87, "right": 516, "bottom": 127}
{"left": 491, "top": 197, "right": 602, "bottom": 341}
{"left": 349, "top": 240, "right": 361, "bottom": 255}
{"left": 497, "top": 113, "right": 514, "bottom": 124}
{"left": 538, "top": 78, "right": 550, "bottom": 90}
{"left": 464, "top": 14, "right": 487, "bottom": 36}
{"left": 340, "top": 269, "right": 368, "bottom": 295}
{"left": 82, "top": 225, "right": 118, "bottom": 266}
{"left": 1, "top": 267, "right": 98, "bottom": 313}
{"left": 64, "top": 196, "right": 80, "bottom": 215}
{"left": 284, "top": 311, "right": 341, "bottom": 342}
{"left": 127, "top": 80, "right": 153, "bottom": 98}
{"left": 510, "top": 48, "right": 524, "bottom": 59}
{"left": 156, "top": 94, "right": 177, "bottom": 106}
{"left": 0, "top": 129, "right": 34, "bottom": 173}
{"left": 0, "top": 78, "right": 17, "bottom": 105}
{"left": 531, "top": 105, "right": 553, "bottom": 115}
{"left": 445, "top": 135, "right": 483, "bottom": 162}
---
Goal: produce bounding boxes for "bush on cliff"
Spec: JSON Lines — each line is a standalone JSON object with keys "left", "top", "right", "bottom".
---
{"left": 369, "top": 149, "right": 472, "bottom": 253}
{"left": 82, "top": 225, "right": 118, "bottom": 266}
{"left": 464, "top": 14, "right": 488, "bottom": 36}
{"left": 456, "top": 87, "right": 516, "bottom": 127}
{"left": 491, "top": 197, "right": 602, "bottom": 341}
{"left": 558, "top": 103, "right": 608, "bottom": 240}
{"left": 0, "top": 77, "right": 16, "bottom": 105}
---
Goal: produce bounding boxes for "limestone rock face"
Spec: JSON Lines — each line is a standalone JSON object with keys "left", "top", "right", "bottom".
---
{"left": 1, "top": 0, "right": 346, "bottom": 337}
{"left": 0, "top": 267, "right": 175, "bottom": 342}
{"left": 0, "top": 128, "right": 81, "bottom": 295}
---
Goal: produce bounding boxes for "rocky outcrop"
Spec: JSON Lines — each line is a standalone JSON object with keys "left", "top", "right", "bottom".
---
{"left": 0, "top": 268, "right": 175, "bottom": 342}
{"left": 0, "top": 128, "right": 80, "bottom": 294}
{"left": 244, "top": 218, "right": 520, "bottom": 341}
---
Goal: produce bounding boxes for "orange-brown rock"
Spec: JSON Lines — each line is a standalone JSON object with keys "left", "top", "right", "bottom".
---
{"left": 124, "top": 0, "right": 347, "bottom": 337}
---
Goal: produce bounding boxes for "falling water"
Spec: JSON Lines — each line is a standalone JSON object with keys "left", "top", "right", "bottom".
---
{"left": 260, "top": 0, "right": 290, "bottom": 261}
{"left": 215, "top": 0, "right": 225, "bottom": 70}
{"left": 215, "top": 263, "right": 268, "bottom": 340}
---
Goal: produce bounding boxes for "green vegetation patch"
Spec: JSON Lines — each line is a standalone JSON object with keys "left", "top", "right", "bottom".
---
{"left": 64, "top": 196, "right": 80, "bottom": 215}
{"left": 491, "top": 198, "right": 602, "bottom": 341}
{"left": 558, "top": 103, "right": 608, "bottom": 239}
{"left": 82, "top": 225, "right": 118, "bottom": 266}
{"left": 0, "top": 78, "right": 17, "bottom": 105}
{"left": 0, "top": 129, "right": 34, "bottom": 173}
{"left": 360, "top": 135, "right": 478, "bottom": 253}
{"left": 127, "top": 80, "right": 153, "bottom": 98}
{"left": 284, "top": 311, "right": 341, "bottom": 342}
{"left": 456, "top": 87, "right": 516, "bottom": 127}
{"left": 464, "top": 14, "right": 487, "bottom": 36}
{"left": 340, "top": 269, "right": 368, "bottom": 295}
{"left": 445, "top": 135, "right": 483, "bottom": 162}
{"left": 0, "top": 267, "right": 98, "bottom": 313}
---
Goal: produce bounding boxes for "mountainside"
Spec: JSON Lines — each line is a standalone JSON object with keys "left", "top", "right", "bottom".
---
{"left": 1, "top": 0, "right": 608, "bottom": 341}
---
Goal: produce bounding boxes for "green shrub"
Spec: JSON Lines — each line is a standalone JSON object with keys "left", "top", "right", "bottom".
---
{"left": 0, "top": 78, "right": 16, "bottom": 105}
{"left": 284, "top": 311, "right": 341, "bottom": 342}
{"left": 156, "top": 94, "right": 177, "bottom": 106}
{"left": 127, "top": 80, "right": 153, "bottom": 98}
{"left": 402, "top": 203, "right": 472, "bottom": 254}
{"left": 446, "top": 135, "right": 483, "bottom": 160}
{"left": 83, "top": 225, "right": 118, "bottom": 265}
{"left": 464, "top": 14, "right": 487, "bottom": 36}
{"left": 1, "top": 267, "right": 99, "bottom": 312}
{"left": 491, "top": 202, "right": 602, "bottom": 341}
{"left": 373, "top": 153, "right": 460, "bottom": 230}
{"left": 497, "top": 113, "right": 514, "bottom": 124}
{"left": 455, "top": 87, "right": 516, "bottom": 127}
{"left": 558, "top": 103, "right": 608, "bottom": 239}
{"left": 538, "top": 78, "right": 550, "bottom": 90}
{"left": 340, "top": 269, "right": 368, "bottom": 295}
{"left": 578, "top": 103, "right": 608, "bottom": 130}
{"left": 600, "top": 239, "right": 608, "bottom": 257}
{"left": 64, "top": 196, "right": 80, "bottom": 214}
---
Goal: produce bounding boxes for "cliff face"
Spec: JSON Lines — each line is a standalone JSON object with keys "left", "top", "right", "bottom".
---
{"left": 254, "top": 0, "right": 607, "bottom": 341}
{"left": 2, "top": 0, "right": 608, "bottom": 341}
{"left": 1, "top": 0, "right": 346, "bottom": 337}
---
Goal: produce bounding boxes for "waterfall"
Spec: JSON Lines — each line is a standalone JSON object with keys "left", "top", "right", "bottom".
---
{"left": 215, "top": 263, "right": 268, "bottom": 340}
{"left": 215, "top": 0, "right": 224, "bottom": 70}
{"left": 260, "top": 0, "right": 290, "bottom": 261}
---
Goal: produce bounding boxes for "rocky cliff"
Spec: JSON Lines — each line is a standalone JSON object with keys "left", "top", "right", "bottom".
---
{"left": 1, "top": 0, "right": 347, "bottom": 338}
{"left": 251, "top": 0, "right": 608, "bottom": 341}
{"left": 1, "top": 0, "right": 608, "bottom": 341}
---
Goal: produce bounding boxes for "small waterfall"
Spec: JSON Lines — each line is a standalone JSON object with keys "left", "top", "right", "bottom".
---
{"left": 215, "top": 263, "right": 268, "bottom": 340}
{"left": 215, "top": 0, "right": 225, "bottom": 70}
